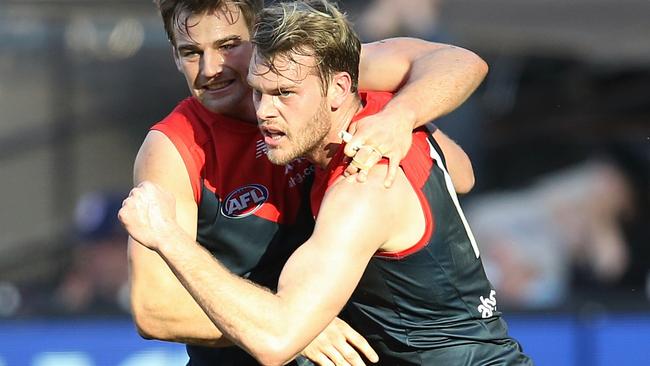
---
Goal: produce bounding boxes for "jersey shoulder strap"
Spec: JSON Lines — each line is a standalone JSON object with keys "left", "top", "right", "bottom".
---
{"left": 423, "top": 123, "right": 447, "bottom": 170}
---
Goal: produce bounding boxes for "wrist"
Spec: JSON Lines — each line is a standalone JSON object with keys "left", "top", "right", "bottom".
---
{"left": 155, "top": 221, "right": 191, "bottom": 254}
{"left": 387, "top": 101, "right": 418, "bottom": 130}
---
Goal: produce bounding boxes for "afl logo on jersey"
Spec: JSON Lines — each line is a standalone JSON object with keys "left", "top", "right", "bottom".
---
{"left": 221, "top": 184, "right": 269, "bottom": 219}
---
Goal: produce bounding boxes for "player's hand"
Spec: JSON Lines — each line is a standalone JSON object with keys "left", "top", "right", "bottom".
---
{"left": 300, "top": 317, "right": 378, "bottom": 366}
{"left": 118, "top": 181, "right": 179, "bottom": 250}
{"left": 342, "top": 109, "right": 413, "bottom": 187}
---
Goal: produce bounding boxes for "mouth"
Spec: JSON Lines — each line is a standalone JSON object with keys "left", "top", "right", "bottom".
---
{"left": 260, "top": 125, "right": 286, "bottom": 147}
{"left": 202, "top": 79, "right": 235, "bottom": 93}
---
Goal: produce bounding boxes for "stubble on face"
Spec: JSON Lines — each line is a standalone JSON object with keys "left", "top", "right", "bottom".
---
{"left": 266, "top": 98, "right": 331, "bottom": 166}
{"left": 173, "top": 7, "right": 256, "bottom": 120}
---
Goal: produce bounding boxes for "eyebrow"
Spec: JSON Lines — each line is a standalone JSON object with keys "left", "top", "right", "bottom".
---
{"left": 177, "top": 35, "right": 243, "bottom": 52}
{"left": 248, "top": 75, "right": 298, "bottom": 92}
{"left": 214, "top": 35, "right": 242, "bottom": 45}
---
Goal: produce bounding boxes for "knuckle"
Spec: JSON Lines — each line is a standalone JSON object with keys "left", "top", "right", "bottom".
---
{"left": 342, "top": 349, "right": 355, "bottom": 357}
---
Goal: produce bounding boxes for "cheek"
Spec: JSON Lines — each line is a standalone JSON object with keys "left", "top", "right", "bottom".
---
{"left": 290, "top": 106, "right": 318, "bottom": 131}
{"left": 227, "top": 49, "right": 252, "bottom": 72}
{"left": 182, "top": 63, "right": 199, "bottom": 82}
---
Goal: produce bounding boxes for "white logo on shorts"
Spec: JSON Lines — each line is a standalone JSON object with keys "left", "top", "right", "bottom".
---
{"left": 477, "top": 290, "right": 497, "bottom": 319}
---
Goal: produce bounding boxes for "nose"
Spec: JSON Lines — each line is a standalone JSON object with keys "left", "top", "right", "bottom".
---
{"left": 255, "top": 93, "right": 277, "bottom": 122}
{"left": 201, "top": 50, "right": 224, "bottom": 78}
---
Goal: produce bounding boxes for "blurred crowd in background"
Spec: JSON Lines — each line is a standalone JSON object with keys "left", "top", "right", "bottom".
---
{"left": 0, "top": 0, "right": 648, "bottom": 320}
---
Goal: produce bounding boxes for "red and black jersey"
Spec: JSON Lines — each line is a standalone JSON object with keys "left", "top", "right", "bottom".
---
{"left": 311, "top": 91, "right": 532, "bottom": 365}
{"left": 152, "top": 97, "right": 315, "bottom": 366}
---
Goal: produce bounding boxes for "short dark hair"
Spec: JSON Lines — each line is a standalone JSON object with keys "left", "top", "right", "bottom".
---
{"left": 155, "top": 0, "right": 264, "bottom": 46}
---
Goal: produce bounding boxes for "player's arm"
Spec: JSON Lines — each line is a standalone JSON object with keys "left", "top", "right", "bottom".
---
{"left": 128, "top": 130, "right": 231, "bottom": 347}
{"left": 358, "top": 37, "right": 487, "bottom": 128}
{"left": 129, "top": 132, "right": 378, "bottom": 362}
{"left": 431, "top": 128, "right": 475, "bottom": 194}
{"left": 119, "top": 166, "right": 411, "bottom": 365}
{"left": 351, "top": 38, "right": 487, "bottom": 186}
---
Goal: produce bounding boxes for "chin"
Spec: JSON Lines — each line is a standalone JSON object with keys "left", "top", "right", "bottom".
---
{"left": 267, "top": 151, "right": 296, "bottom": 166}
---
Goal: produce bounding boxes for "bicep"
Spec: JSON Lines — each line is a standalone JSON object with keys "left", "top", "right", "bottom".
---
{"left": 133, "top": 130, "right": 198, "bottom": 232}
{"left": 129, "top": 131, "right": 203, "bottom": 314}
{"left": 358, "top": 37, "right": 449, "bottom": 92}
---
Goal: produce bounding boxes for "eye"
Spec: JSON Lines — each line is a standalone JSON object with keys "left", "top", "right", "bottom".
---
{"left": 252, "top": 89, "right": 262, "bottom": 102}
{"left": 180, "top": 50, "right": 200, "bottom": 59}
{"left": 220, "top": 42, "right": 238, "bottom": 51}
{"left": 278, "top": 89, "right": 294, "bottom": 98}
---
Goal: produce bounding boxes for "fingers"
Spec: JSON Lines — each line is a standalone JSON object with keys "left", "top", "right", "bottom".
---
{"left": 341, "top": 131, "right": 363, "bottom": 158}
{"left": 313, "top": 343, "right": 366, "bottom": 366}
{"left": 384, "top": 156, "right": 400, "bottom": 188}
{"left": 302, "top": 316, "right": 379, "bottom": 366}
{"left": 344, "top": 145, "right": 384, "bottom": 182}
{"left": 307, "top": 353, "right": 335, "bottom": 366}
{"left": 333, "top": 318, "right": 378, "bottom": 364}
{"left": 324, "top": 343, "right": 358, "bottom": 366}
{"left": 339, "top": 328, "right": 379, "bottom": 364}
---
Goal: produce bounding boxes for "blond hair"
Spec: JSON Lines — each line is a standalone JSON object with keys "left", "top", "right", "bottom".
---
{"left": 252, "top": 0, "right": 361, "bottom": 93}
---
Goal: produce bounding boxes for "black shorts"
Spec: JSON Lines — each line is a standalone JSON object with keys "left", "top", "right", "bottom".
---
{"left": 371, "top": 338, "right": 533, "bottom": 366}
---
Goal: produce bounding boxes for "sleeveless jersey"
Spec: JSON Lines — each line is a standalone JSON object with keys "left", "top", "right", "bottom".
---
{"left": 311, "top": 91, "right": 532, "bottom": 365}
{"left": 152, "top": 97, "right": 315, "bottom": 366}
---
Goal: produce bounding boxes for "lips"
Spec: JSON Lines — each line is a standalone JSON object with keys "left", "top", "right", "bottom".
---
{"left": 203, "top": 79, "right": 234, "bottom": 92}
{"left": 260, "top": 125, "right": 286, "bottom": 147}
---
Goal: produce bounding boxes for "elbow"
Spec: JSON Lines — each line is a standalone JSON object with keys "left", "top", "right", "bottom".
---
{"left": 131, "top": 305, "right": 159, "bottom": 340}
{"left": 453, "top": 46, "right": 488, "bottom": 86}
{"left": 135, "top": 324, "right": 156, "bottom": 341}
{"left": 461, "top": 46, "right": 489, "bottom": 81}
{"left": 455, "top": 160, "right": 476, "bottom": 195}
{"left": 250, "top": 332, "right": 302, "bottom": 366}
{"left": 455, "top": 173, "right": 476, "bottom": 195}
{"left": 130, "top": 299, "right": 169, "bottom": 341}
{"left": 256, "top": 354, "right": 291, "bottom": 366}
{"left": 451, "top": 152, "right": 476, "bottom": 195}
{"left": 474, "top": 54, "right": 489, "bottom": 81}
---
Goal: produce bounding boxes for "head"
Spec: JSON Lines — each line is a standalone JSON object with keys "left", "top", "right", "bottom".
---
{"left": 155, "top": 0, "right": 263, "bottom": 118}
{"left": 248, "top": 0, "right": 361, "bottom": 165}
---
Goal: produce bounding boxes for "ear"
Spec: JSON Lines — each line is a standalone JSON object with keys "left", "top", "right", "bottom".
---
{"left": 328, "top": 72, "right": 353, "bottom": 110}
{"left": 171, "top": 45, "right": 183, "bottom": 73}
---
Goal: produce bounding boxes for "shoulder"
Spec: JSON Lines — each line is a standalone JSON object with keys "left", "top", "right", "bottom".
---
{"left": 315, "top": 163, "right": 416, "bottom": 252}
{"left": 321, "top": 164, "right": 403, "bottom": 223}
{"left": 134, "top": 131, "right": 185, "bottom": 182}
{"left": 152, "top": 98, "right": 206, "bottom": 143}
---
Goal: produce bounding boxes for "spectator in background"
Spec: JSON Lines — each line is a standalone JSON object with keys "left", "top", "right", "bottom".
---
{"left": 465, "top": 159, "right": 633, "bottom": 308}
{"left": 53, "top": 192, "right": 130, "bottom": 315}
{"left": 355, "top": 0, "right": 441, "bottom": 40}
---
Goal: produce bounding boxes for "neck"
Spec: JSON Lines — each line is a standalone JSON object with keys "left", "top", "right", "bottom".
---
{"left": 201, "top": 91, "right": 258, "bottom": 124}
{"left": 225, "top": 99, "right": 258, "bottom": 124}
{"left": 233, "top": 104, "right": 258, "bottom": 125}
{"left": 308, "top": 94, "right": 362, "bottom": 169}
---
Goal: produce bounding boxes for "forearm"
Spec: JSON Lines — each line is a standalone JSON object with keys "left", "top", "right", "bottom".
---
{"left": 120, "top": 180, "right": 376, "bottom": 365}
{"left": 130, "top": 285, "right": 232, "bottom": 347}
{"left": 348, "top": 40, "right": 487, "bottom": 183}
{"left": 155, "top": 229, "right": 305, "bottom": 365}
{"left": 129, "top": 243, "right": 233, "bottom": 347}
{"left": 388, "top": 44, "right": 487, "bottom": 129}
